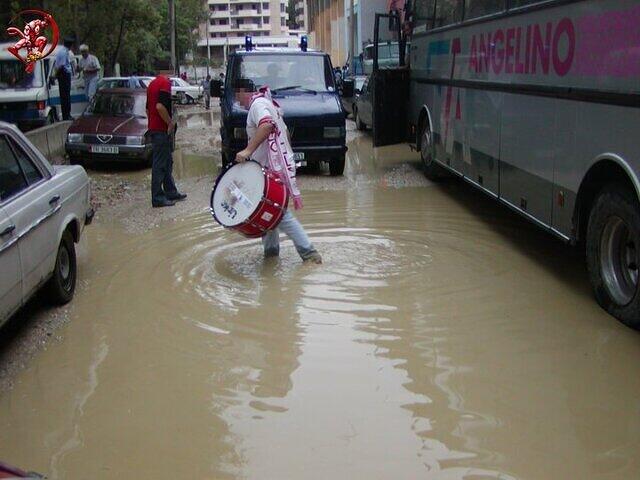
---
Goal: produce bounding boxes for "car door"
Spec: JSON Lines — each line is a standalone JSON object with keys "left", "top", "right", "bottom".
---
{"left": 360, "top": 79, "right": 374, "bottom": 126}
{"left": 0, "top": 134, "right": 59, "bottom": 300}
{"left": 0, "top": 205, "right": 21, "bottom": 323}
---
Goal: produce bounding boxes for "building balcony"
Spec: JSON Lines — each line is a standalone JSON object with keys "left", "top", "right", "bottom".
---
{"left": 232, "top": 23, "right": 262, "bottom": 30}
{"left": 209, "top": 24, "right": 231, "bottom": 32}
{"left": 231, "top": 9, "right": 262, "bottom": 16}
{"left": 209, "top": 10, "right": 230, "bottom": 18}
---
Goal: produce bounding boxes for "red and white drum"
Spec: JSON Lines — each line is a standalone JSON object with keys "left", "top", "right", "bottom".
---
{"left": 210, "top": 160, "right": 289, "bottom": 238}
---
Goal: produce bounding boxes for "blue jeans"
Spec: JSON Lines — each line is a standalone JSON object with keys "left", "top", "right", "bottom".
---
{"left": 150, "top": 132, "right": 178, "bottom": 204}
{"left": 262, "top": 211, "right": 317, "bottom": 259}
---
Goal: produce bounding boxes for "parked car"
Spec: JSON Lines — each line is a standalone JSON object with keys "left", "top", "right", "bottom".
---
{"left": 65, "top": 88, "right": 152, "bottom": 166}
{"left": 353, "top": 76, "right": 372, "bottom": 131}
{"left": 170, "top": 77, "right": 203, "bottom": 105}
{"left": 340, "top": 75, "right": 367, "bottom": 118}
{"left": 0, "top": 121, "right": 93, "bottom": 326}
{"left": 97, "top": 77, "right": 147, "bottom": 91}
{"left": 217, "top": 46, "right": 347, "bottom": 176}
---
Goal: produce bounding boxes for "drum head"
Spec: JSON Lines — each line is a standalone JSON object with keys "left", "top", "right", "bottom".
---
{"left": 212, "top": 161, "right": 266, "bottom": 227}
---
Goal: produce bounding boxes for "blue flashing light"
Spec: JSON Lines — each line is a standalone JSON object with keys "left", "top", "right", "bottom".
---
{"left": 300, "top": 35, "right": 308, "bottom": 52}
{"left": 245, "top": 35, "right": 253, "bottom": 51}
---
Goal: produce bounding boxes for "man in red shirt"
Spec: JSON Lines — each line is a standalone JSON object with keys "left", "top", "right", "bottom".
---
{"left": 146, "top": 75, "right": 186, "bottom": 207}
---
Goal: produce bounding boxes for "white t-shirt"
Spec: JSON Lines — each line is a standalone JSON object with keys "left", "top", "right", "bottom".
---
{"left": 79, "top": 54, "right": 101, "bottom": 80}
{"left": 246, "top": 97, "right": 295, "bottom": 173}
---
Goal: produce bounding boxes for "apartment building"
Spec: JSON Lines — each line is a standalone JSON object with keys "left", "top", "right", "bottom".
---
{"left": 306, "top": 0, "right": 347, "bottom": 66}
{"left": 295, "top": 1, "right": 307, "bottom": 29}
{"left": 198, "top": 0, "right": 301, "bottom": 60}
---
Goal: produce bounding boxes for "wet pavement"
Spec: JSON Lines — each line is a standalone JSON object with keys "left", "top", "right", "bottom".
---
{"left": 1, "top": 115, "right": 640, "bottom": 479}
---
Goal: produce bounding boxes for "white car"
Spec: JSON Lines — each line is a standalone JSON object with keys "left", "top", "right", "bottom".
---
{"left": 0, "top": 121, "right": 93, "bottom": 326}
{"left": 170, "top": 77, "right": 203, "bottom": 104}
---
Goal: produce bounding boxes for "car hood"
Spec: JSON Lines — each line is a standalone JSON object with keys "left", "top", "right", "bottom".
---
{"left": 230, "top": 92, "right": 343, "bottom": 126}
{"left": 68, "top": 114, "right": 148, "bottom": 135}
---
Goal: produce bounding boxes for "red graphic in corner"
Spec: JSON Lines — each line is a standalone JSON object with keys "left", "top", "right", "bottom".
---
{"left": 6, "top": 10, "right": 59, "bottom": 74}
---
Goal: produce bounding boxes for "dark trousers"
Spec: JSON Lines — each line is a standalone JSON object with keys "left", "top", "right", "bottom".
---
{"left": 57, "top": 71, "right": 71, "bottom": 120}
{"left": 150, "top": 132, "right": 178, "bottom": 204}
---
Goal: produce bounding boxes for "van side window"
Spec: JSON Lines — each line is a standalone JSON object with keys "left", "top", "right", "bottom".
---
{"left": 434, "top": 0, "right": 462, "bottom": 27}
{"left": 464, "top": 0, "right": 504, "bottom": 19}
{"left": 414, "top": 0, "right": 436, "bottom": 28}
{"left": 0, "top": 136, "right": 28, "bottom": 202}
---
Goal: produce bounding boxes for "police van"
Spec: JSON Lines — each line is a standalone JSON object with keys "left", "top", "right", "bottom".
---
{"left": 0, "top": 43, "right": 88, "bottom": 130}
{"left": 214, "top": 38, "right": 347, "bottom": 176}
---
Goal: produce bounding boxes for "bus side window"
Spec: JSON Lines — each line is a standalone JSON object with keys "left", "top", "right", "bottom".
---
{"left": 464, "top": 0, "right": 504, "bottom": 20}
{"left": 434, "top": 0, "right": 463, "bottom": 27}
{"left": 413, "top": 0, "right": 436, "bottom": 29}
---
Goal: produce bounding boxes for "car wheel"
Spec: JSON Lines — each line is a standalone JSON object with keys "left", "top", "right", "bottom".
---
{"left": 46, "top": 230, "right": 77, "bottom": 305}
{"left": 586, "top": 183, "right": 640, "bottom": 329}
{"left": 179, "top": 92, "right": 188, "bottom": 105}
{"left": 355, "top": 108, "right": 366, "bottom": 131}
{"left": 419, "top": 120, "right": 447, "bottom": 180}
{"left": 329, "top": 154, "right": 345, "bottom": 176}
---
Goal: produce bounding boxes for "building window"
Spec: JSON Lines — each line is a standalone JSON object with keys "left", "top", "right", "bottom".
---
{"left": 263, "top": 2, "right": 269, "bottom": 9}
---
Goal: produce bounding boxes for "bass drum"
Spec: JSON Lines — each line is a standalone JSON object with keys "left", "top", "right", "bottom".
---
{"left": 210, "top": 161, "right": 289, "bottom": 238}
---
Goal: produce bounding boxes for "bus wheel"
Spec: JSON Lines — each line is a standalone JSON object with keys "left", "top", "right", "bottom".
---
{"left": 587, "top": 183, "right": 640, "bottom": 329}
{"left": 419, "top": 122, "right": 446, "bottom": 180}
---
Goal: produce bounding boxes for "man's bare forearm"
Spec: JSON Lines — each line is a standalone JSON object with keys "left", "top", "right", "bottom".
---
{"left": 245, "top": 124, "right": 273, "bottom": 155}
{"left": 156, "top": 103, "right": 172, "bottom": 125}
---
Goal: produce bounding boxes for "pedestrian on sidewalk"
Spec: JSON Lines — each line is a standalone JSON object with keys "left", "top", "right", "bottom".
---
{"left": 146, "top": 75, "right": 187, "bottom": 208}
{"left": 52, "top": 37, "right": 74, "bottom": 120}
{"left": 201, "top": 75, "right": 211, "bottom": 109}
{"left": 78, "top": 44, "right": 101, "bottom": 101}
{"left": 234, "top": 81, "right": 322, "bottom": 264}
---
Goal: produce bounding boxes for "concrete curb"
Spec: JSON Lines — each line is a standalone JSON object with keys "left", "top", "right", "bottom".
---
{"left": 25, "top": 121, "right": 72, "bottom": 161}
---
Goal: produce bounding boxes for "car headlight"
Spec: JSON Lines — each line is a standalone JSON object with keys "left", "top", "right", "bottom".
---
{"left": 125, "top": 135, "right": 144, "bottom": 145}
{"left": 234, "top": 128, "right": 247, "bottom": 140}
{"left": 67, "top": 133, "right": 82, "bottom": 143}
{"left": 324, "top": 126, "right": 344, "bottom": 138}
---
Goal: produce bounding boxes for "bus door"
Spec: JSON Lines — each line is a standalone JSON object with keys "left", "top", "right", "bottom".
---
{"left": 372, "top": 13, "right": 410, "bottom": 148}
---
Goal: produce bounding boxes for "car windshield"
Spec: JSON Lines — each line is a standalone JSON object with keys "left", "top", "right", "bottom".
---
{"left": 0, "top": 60, "right": 43, "bottom": 89}
{"left": 229, "top": 54, "right": 333, "bottom": 99}
{"left": 87, "top": 93, "right": 146, "bottom": 117}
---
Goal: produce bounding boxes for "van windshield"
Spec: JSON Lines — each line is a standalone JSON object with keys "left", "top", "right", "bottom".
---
{"left": 229, "top": 54, "right": 333, "bottom": 96}
{"left": 0, "top": 60, "right": 43, "bottom": 89}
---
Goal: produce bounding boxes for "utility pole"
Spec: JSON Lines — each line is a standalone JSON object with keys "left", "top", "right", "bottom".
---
{"left": 169, "top": 0, "right": 176, "bottom": 73}
{"left": 349, "top": 0, "right": 355, "bottom": 74}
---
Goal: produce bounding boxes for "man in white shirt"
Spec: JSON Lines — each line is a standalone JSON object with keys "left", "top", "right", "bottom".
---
{"left": 78, "top": 44, "right": 101, "bottom": 101}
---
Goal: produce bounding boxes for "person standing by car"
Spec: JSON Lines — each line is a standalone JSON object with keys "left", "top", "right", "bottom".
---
{"left": 146, "top": 75, "right": 187, "bottom": 208}
{"left": 201, "top": 75, "right": 211, "bottom": 109}
{"left": 78, "top": 44, "right": 101, "bottom": 101}
{"left": 52, "top": 37, "right": 74, "bottom": 120}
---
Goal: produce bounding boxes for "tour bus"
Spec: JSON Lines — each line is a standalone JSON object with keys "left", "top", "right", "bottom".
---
{"left": 0, "top": 43, "right": 89, "bottom": 130}
{"left": 365, "top": 1, "right": 640, "bottom": 328}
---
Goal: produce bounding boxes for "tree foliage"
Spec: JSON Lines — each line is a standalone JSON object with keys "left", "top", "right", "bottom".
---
{"left": 1, "top": 0, "right": 204, "bottom": 75}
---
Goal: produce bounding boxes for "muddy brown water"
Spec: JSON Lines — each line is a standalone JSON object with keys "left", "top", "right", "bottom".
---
{"left": 1, "top": 137, "right": 640, "bottom": 479}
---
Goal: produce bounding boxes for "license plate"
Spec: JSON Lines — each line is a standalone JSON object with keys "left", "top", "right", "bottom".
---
{"left": 91, "top": 145, "right": 119, "bottom": 154}
{"left": 293, "top": 152, "right": 306, "bottom": 166}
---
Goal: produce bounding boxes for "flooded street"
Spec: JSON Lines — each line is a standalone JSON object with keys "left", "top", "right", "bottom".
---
{"left": 1, "top": 118, "right": 640, "bottom": 479}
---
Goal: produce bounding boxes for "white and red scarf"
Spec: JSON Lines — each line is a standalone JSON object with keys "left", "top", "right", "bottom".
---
{"left": 250, "top": 86, "right": 303, "bottom": 210}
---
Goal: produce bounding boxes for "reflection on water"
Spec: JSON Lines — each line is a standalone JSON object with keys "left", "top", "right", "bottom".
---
{"left": 1, "top": 151, "right": 640, "bottom": 478}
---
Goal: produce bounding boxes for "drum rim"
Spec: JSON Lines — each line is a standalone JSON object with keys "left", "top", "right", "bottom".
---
{"left": 210, "top": 159, "right": 265, "bottom": 228}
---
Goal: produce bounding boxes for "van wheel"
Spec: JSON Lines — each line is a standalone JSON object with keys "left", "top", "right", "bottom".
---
{"left": 329, "top": 154, "right": 345, "bottom": 176}
{"left": 69, "top": 155, "right": 84, "bottom": 166}
{"left": 420, "top": 121, "right": 447, "bottom": 180}
{"left": 46, "top": 230, "right": 77, "bottom": 305}
{"left": 586, "top": 183, "right": 640, "bottom": 329}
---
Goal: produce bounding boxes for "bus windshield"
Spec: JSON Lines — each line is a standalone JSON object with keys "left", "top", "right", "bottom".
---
{"left": 229, "top": 54, "right": 334, "bottom": 95}
{"left": 0, "top": 60, "right": 43, "bottom": 89}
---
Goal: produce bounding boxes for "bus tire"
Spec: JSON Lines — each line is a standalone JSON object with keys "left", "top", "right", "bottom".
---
{"left": 586, "top": 183, "right": 640, "bottom": 329}
{"left": 419, "top": 121, "right": 446, "bottom": 180}
{"left": 329, "top": 154, "right": 345, "bottom": 176}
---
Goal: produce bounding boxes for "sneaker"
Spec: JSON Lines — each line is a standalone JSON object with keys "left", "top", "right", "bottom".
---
{"left": 304, "top": 251, "right": 322, "bottom": 264}
{"left": 152, "top": 199, "right": 176, "bottom": 208}
{"left": 167, "top": 192, "right": 187, "bottom": 201}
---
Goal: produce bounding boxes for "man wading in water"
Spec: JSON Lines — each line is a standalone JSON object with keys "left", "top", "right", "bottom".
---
{"left": 235, "top": 81, "right": 322, "bottom": 264}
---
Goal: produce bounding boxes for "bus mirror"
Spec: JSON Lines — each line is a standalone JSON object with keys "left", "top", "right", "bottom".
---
{"left": 341, "top": 79, "right": 354, "bottom": 98}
